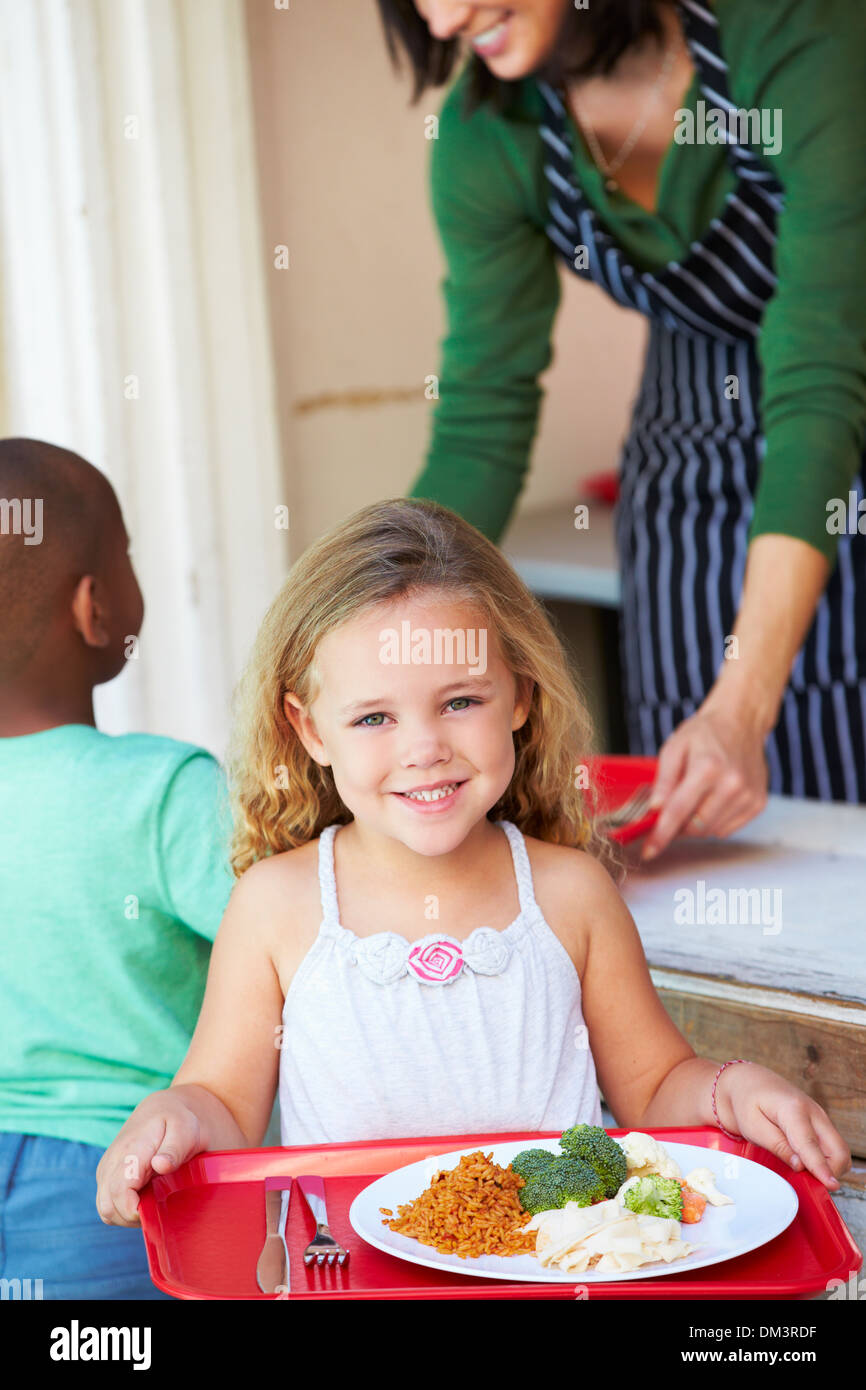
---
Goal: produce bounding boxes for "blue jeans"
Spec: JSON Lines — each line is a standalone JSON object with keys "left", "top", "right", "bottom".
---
{"left": 0, "top": 1131, "right": 175, "bottom": 1300}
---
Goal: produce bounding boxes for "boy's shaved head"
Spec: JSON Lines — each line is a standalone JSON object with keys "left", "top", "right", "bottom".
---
{"left": 0, "top": 438, "right": 127, "bottom": 680}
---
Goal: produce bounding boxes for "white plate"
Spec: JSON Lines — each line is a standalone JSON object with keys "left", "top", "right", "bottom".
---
{"left": 348, "top": 1138, "right": 799, "bottom": 1283}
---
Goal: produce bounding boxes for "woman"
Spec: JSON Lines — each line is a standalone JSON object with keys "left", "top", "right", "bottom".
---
{"left": 376, "top": 0, "right": 866, "bottom": 857}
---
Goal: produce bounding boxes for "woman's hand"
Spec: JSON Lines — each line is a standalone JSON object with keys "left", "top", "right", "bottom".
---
{"left": 95, "top": 1090, "right": 207, "bottom": 1227}
{"left": 715, "top": 1062, "right": 851, "bottom": 1190}
{"left": 640, "top": 699, "right": 769, "bottom": 860}
{"left": 639, "top": 535, "right": 832, "bottom": 861}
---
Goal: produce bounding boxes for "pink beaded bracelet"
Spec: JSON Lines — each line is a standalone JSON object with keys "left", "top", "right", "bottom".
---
{"left": 712, "top": 1058, "right": 750, "bottom": 1138}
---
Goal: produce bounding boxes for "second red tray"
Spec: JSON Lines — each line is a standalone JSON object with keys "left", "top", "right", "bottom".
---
{"left": 588, "top": 754, "right": 660, "bottom": 843}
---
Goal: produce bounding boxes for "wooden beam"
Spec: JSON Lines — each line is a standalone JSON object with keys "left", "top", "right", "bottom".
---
{"left": 653, "top": 981, "right": 866, "bottom": 1158}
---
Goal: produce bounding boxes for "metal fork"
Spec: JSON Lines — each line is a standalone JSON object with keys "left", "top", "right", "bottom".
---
{"left": 296, "top": 1175, "right": 349, "bottom": 1267}
{"left": 597, "top": 783, "right": 655, "bottom": 829}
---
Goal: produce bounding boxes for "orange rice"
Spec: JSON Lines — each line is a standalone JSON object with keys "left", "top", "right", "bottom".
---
{"left": 380, "top": 1150, "right": 537, "bottom": 1259}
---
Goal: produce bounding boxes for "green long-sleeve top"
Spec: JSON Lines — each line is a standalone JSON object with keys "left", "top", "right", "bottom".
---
{"left": 409, "top": 0, "right": 866, "bottom": 566}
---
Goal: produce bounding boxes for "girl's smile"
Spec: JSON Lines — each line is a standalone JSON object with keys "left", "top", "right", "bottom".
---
{"left": 393, "top": 778, "right": 468, "bottom": 812}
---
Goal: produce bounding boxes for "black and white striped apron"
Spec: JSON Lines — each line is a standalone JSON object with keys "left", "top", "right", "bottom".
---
{"left": 537, "top": 0, "right": 866, "bottom": 801}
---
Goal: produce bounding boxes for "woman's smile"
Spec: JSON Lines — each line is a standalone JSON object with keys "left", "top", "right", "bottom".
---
{"left": 469, "top": 11, "right": 513, "bottom": 58}
{"left": 415, "top": 1, "right": 568, "bottom": 78}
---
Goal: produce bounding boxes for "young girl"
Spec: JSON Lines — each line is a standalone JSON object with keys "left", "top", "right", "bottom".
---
{"left": 96, "top": 499, "right": 849, "bottom": 1226}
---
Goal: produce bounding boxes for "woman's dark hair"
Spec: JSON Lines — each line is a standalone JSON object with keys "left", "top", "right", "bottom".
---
{"left": 376, "top": 1, "right": 675, "bottom": 115}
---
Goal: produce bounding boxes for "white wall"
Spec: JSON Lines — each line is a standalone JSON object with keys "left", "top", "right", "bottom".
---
{"left": 244, "top": 0, "right": 647, "bottom": 555}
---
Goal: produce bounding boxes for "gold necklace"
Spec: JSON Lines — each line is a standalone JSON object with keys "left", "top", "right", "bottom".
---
{"left": 567, "top": 33, "right": 682, "bottom": 193}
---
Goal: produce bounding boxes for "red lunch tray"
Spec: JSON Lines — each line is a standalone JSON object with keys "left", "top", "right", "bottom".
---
{"left": 588, "top": 754, "right": 660, "bottom": 844}
{"left": 138, "top": 1126, "right": 861, "bottom": 1300}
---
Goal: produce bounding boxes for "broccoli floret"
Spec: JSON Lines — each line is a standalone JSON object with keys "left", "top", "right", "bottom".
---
{"left": 511, "top": 1149, "right": 557, "bottom": 1182}
{"left": 622, "top": 1175, "right": 683, "bottom": 1221}
{"left": 558, "top": 1124, "right": 628, "bottom": 1199}
{"left": 519, "top": 1157, "right": 606, "bottom": 1215}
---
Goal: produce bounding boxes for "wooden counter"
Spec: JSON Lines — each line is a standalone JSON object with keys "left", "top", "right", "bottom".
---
{"left": 618, "top": 794, "right": 866, "bottom": 1157}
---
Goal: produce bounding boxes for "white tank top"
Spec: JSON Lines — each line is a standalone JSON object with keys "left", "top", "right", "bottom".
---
{"left": 278, "top": 819, "right": 602, "bottom": 1144}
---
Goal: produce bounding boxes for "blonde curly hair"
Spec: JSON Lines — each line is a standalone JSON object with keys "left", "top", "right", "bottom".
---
{"left": 226, "top": 498, "right": 623, "bottom": 883}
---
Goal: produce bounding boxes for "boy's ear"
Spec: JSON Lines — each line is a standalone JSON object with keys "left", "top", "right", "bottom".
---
{"left": 282, "top": 691, "right": 330, "bottom": 766}
{"left": 70, "top": 575, "right": 111, "bottom": 649}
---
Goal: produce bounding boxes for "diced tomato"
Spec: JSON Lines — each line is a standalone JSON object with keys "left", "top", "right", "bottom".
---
{"left": 679, "top": 1182, "right": 708, "bottom": 1224}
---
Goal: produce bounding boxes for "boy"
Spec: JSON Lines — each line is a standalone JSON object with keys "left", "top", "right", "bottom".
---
{"left": 0, "top": 438, "right": 234, "bottom": 1298}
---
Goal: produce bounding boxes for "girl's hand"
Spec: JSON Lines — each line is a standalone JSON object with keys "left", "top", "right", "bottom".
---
{"left": 715, "top": 1062, "right": 851, "bottom": 1190}
{"left": 640, "top": 701, "right": 769, "bottom": 860}
{"left": 95, "top": 1091, "right": 206, "bottom": 1227}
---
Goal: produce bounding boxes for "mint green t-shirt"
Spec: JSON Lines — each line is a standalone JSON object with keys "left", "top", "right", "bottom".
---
{"left": 0, "top": 724, "right": 235, "bottom": 1149}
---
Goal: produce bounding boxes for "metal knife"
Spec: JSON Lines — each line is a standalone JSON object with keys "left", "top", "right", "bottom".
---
{"left": 255, "top": 1177, "right": 292, "bottom": 1295}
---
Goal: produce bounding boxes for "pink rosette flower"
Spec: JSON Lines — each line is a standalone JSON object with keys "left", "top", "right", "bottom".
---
{"left": 407, "top": 937, "right": 464, "bottom": 986}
